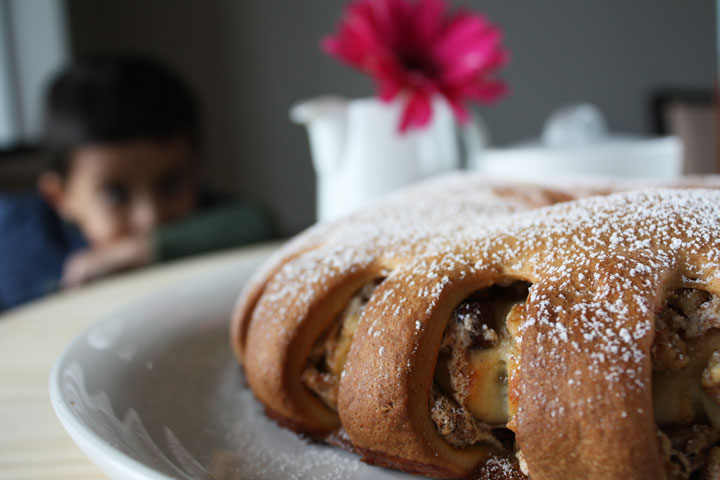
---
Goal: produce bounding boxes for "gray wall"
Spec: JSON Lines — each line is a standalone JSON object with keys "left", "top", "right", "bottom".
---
{"left": 67, "top": 0, "right": 716, "bottom": 235}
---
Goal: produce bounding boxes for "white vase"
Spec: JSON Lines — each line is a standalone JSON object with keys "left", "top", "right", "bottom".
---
{"left": 291, "top": 95, "right": 487, "bottom": 222}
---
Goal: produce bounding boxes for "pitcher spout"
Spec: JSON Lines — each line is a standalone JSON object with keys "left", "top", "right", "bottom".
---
{"left": 290, "top": 95, "right": 348, "bottom": 174}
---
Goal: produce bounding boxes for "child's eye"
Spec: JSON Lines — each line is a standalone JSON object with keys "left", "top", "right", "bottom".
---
{"left": 101, "top": 183, "right": 129, "bottom": 207}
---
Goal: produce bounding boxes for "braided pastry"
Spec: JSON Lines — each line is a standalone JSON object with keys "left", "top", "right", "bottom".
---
{"left": 230, "top": 174, "right": 720, "bottom": 479}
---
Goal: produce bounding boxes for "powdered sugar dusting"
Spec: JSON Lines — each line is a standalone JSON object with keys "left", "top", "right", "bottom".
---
{"left": 244, "top": 172, "right": 720, "bottom": 473}
{"left": 226, "top": 399, "right": 362, "bottom": 480}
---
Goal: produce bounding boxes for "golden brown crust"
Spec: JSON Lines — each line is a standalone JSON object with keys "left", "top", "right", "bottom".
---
{"left": 339, "top": 264, "right": 516, "bottom": 475}
{"left": 230, "top": 229, "right": 330, "bottom": 362}
{"left": 230, "top": 173, "right": 720, "bottom": 479}
{"left": 514, "top": 270, "right": 667, "bottom": 479}
{"left": 356, "top": 445, "right": 468, "bottom": 478}
{"left": 262, "top": 404, "right": 330, "bottom": 441}
{"left": 242, "top": 249, "right": 391, "bottom": 433}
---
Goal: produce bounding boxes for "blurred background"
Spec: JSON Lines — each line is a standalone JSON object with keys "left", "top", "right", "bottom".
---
{"left": 0, "top": 0, "right": 715, "bottom": 235}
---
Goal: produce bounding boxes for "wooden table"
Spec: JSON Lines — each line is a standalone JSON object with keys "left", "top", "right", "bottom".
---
{"left": 0, "top": 242, "right": 279, "bottom": 480}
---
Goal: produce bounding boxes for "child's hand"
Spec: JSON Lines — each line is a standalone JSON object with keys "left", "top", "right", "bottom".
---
{"left": 62, "top": 235, "right": 153, "bottom": 288}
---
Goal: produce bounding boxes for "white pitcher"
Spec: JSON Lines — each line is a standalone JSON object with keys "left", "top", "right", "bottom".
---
{"left": 291, "top": 95, "right": 487, "bottom": 222}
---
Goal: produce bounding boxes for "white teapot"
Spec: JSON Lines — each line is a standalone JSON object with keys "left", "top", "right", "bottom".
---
{"left": 291, "top": 95, "right": 487, "bottom": 222}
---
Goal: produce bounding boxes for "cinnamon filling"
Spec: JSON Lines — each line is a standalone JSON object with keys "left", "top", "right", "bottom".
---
{"left": 301, "top": 280, "right": 382, "bottom": 409}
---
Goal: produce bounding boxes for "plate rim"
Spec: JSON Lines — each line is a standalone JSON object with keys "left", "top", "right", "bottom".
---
{"left": 47, "top": 251, "right": 271, "bottom": 480}
{"left": 49, "top": 304, "right": 176, "bottom": 480}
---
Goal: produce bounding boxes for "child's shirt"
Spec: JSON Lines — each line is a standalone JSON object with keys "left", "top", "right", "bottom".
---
{"left": 0, "top": 192, "right": 275, "bottom": 312}
{"left": 0, "top": 193, "right": 87, "bottom": 310}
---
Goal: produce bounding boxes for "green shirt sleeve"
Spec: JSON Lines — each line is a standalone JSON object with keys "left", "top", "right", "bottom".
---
{"left": 151, "top": 200, "right": 275, "bottom": 262}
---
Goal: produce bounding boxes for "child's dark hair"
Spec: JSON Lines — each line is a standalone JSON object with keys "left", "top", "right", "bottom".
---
{"left": 44, "top": 54, "right": 199, "bottom": 176}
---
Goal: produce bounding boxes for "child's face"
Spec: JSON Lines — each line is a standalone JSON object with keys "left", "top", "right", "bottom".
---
{"left": 52, "top": 138, "right": 197, "bottom": 247}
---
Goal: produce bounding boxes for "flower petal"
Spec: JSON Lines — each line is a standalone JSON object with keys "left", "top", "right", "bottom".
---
{"left": 412, "top": 0, "right": 446, "bottom": 48}
{"left": 446, "top": 97, "right": 471, "bottom": 124}
{"left": 322, "top": 0, "right": 509, "bottom": 133}
{"left": 433, "top": 11, "right": 490, "bottom": 61}
{"left": 399, "top": 91, "right": 433, "bottom": 132}
{"left": 378, "top": 79, "right": 403, "bottom": 101}
{"left": 459, "top": 80, "right": 508, "bottom": 103}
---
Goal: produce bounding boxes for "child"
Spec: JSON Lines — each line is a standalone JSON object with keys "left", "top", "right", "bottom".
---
{"left": 0, "top": 55, "right": 274, "bottom": 311}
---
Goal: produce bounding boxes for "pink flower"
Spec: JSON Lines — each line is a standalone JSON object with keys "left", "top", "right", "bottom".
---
{"left": 322, "top": 0, "right": 509, "bottom": 132}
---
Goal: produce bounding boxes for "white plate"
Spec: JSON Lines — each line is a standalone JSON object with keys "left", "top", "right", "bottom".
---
{"left": 49, "top": 252, "right": 411, "bottom": 480}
